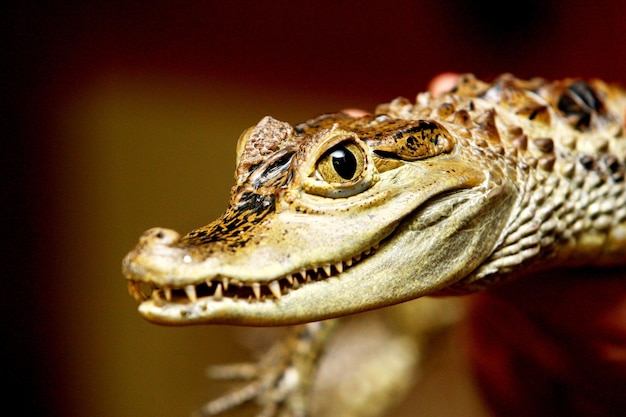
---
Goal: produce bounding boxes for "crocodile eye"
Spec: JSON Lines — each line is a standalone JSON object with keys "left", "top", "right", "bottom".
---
{"left": 303, "top": 132, "right": 376, "bottom": 198}
{"left": 317, "top": 143, "right": 364, "bottom": 183}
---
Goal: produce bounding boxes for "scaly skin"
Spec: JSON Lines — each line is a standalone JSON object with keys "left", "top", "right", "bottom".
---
{"left": 123, "top": 73, "right": 626, "bottom": 325}
{"left": 122, "top": 73, "right": 626, "bottom": 416}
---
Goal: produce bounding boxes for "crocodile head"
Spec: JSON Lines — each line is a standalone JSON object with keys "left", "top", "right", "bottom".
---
{"left": 123, "top": 80, "right": 523, "bottom": 325}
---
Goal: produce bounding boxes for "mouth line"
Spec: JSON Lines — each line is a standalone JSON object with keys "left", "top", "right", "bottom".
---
{"left": 126, "top": 189, "right": 472, "bottom": 309}
{"left": 127, "top": 242, "right": 380, "bottom": 306}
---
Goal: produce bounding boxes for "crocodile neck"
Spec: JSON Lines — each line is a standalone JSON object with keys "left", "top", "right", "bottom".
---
{"left": 430, "top": 75, "right": 626, "bottom": 290}
{"left": 123, "top": 73, "right": 626, "bottom": 325}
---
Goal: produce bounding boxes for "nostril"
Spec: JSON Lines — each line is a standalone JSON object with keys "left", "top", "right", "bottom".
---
{"left": 141, "top": 227, "right": 181, "bottom": 245}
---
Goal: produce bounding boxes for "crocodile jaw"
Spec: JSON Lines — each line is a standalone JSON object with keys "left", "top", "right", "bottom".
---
{"left": 124, "top": 173, "right": 515, "bottom": 326}
{"left": 123, "top": 74, "right": 626, "bottom": 326}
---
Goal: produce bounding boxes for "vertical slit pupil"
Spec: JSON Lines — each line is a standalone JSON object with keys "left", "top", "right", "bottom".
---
{"left": 331, "top": 147, "right": 357, "bottom": 179}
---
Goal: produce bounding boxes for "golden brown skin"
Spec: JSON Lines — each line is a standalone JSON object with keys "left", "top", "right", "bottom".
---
{"left": 122, "top": 73, "right": 626, "bottom": 416}
{"left": 123, "top": 73, "right": 626, "bottom": 325}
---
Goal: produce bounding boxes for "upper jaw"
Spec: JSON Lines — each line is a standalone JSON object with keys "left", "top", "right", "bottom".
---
{"left": 121, "top": 200, "right": 396, "bottom": 306}
{"left": 125, "top": 232, "right": 383, "bottom": 313}
{"left": 122, "top": 195, "right": 398, "bottom": 307}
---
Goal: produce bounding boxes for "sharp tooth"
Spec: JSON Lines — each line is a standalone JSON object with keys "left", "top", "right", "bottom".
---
{"left": 163, "top": 287, "right": 172, "bottom": 301}
{"left": 354, "top": 254, "right": 362, "bottom": 262}
{"left": 252, "top": 282, "right": 261, "bottom": 299}
{"left": 151, "top": 289, "right": 165, "bottom": 306}
{"left": 268, "top": 281, "right": 282, "bottom": 299}
{"left": 335, "top": 262, "right": 344, "bottom": 274}
{"left": 322, "top": 264, "right": 331, "bottom": 277}
{"left": 299, "top": 269, "right": 307, "bottom": 280}
{"left": 222, "top": 277, "right": 230, "bottom": 291}
{"left": 214, "top": 283, "right": 223, "bottom": 301}
{"left": 128, "top": 281, "right": 143, "bottom": 301}
{"left": 184, "top": 285, "right": 197, "bottom": 302}
{"left": 345, "top": 258, "right": 353, "bottom": 267}
{"left": 364, "top": 248, "right": 371, "bottom": 255}
{"left": 285, "top": 274, "right": 294, "bottom": 285}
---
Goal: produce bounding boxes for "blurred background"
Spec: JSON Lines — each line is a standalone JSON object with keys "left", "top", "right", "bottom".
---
{"left": 4, "top": 1, "right": 625, "bottom": 416}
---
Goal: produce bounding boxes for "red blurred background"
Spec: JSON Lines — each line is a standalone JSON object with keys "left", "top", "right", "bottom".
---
{"left": 4, "top": 1, "right": 625, "bottom": 417}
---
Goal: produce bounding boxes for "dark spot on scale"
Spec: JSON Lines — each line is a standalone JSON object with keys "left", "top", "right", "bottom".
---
{"left": 557, "top": 82, "right": 603, "bottom": 131}
{"left": 604, "top": 155, "right": 625, "bottom": 182}
{"left": 373, "top": 150, "right": 401, "bottom": 160}
{"left": 605, "top": 155, "right": 620, "bottom": 172}
{"left": 532, "top": 137, "right": 554, "bottom": 153}
{"left": 538, "top": 156, "right": 556, "bottom": 172}
{"left": 454, "top": 110, "right": 471, "bottom": 126}
{"left": 527, "top": 106, "right": 548, "bottom": 121}
{"left": 579, "top": 155, "right": 596, "bottom": 170}
{"left": 576, "top": 113, "right": 592, "bottom": 130}
{"left": 569, "top": 82, "right": 602, "bottom": 111}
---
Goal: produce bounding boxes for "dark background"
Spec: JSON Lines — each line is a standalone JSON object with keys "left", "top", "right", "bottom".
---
{"left": 4, "top": 1, "right": 625, "bottom": 416}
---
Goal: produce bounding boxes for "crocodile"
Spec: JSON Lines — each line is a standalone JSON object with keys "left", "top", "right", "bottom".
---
{"left": 123, "top": 74, "right": 626, "bottom": 416}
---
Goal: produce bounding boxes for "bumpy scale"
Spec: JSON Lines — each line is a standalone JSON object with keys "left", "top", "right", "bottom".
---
{"left": 123, "top": 74, "right": 626, "bottom": 416}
